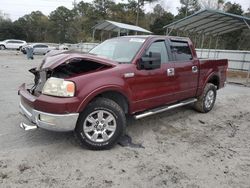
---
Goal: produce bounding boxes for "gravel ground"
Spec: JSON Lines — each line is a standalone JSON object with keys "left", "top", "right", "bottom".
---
{"left": 0, "top": 51, "right": 250, "bottom": 188}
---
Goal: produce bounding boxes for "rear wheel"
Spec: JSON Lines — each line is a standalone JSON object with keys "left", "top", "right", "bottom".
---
{"left": 75, "top": 98, "right": 126, "bottom": 150}
{"left": 0, "top": 45, "right": 6, "bottom": 50}
{"left": 194, "top": 83, "right": 217, "bottom": 113}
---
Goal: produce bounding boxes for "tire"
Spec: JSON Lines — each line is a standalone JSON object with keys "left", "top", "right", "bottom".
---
{"left": 193, "top": 83, "right": 217, "bottom": 113}
{"left": 75, "top": 97, "right": 126, "bottom": 150}
{"left": 0, "top": 45, "right": 6, "bottom": 50}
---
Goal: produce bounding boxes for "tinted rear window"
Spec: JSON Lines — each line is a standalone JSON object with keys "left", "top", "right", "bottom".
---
{"left": 171, "top": 41, "right": 192, "bottom": 61}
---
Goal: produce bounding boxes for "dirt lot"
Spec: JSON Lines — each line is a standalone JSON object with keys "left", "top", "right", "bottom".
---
{"left": 0, "top": 51, "right": 250, "bottom": 188}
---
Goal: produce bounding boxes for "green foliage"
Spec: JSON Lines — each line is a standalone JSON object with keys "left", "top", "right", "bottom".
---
{"left": 150, "top": 4, "right": 174, "bottom": 35}
{"left": 176, "top": 0, "right": 200, "bottom": 19}
{"left": 49, "top": 6, "right": 75, "bottom": 43}
{"left": 14, "top": 11, "right": 49, "bottom": 42}
{"left": 220, "top": 2, "right": 244, "bottom": 50}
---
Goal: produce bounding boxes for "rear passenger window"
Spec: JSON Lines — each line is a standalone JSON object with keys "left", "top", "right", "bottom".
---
{"left": 145, "top": 41, "right": 168, "bottom": 63}
{"left": 171, "top": 41, "right": 192, "bottom": 61}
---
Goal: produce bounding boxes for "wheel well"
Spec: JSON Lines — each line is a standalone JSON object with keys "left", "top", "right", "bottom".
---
{"left": 208, "top": 75, "right": 219, "bottom": 89}
{"left": 95, "top": 91, "right": 129, "bottom": 114}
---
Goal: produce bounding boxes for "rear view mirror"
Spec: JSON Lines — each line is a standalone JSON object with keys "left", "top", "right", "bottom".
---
{"left": 139, "top": 52, "right": 161, "bottom": 70}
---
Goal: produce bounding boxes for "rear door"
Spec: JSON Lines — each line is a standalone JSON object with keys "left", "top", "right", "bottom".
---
{"left": 133, "top": 39, "right": 177, "bottom": 112}
{"left": 169, "top": 40, "right": 199, "bottom": 100}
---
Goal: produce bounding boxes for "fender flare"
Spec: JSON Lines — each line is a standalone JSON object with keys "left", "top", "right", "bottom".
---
{"left": 202, "top": 72, "right": 220, "bottom": 91}
{"left": 77, "top": 85, "right": 132, "bottom": 113}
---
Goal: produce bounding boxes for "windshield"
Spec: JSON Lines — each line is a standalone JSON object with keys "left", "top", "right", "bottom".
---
{"left": 89, "top": 37, "right": 145, "bottom": 63}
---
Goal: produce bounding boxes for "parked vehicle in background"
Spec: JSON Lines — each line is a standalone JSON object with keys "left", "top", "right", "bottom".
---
{"left": 18, "top": 36, "right": 228, "bottom": 150}
{"left": 21, "top": 44, "right": 56, "bottom": 55}
{"left": 0, "top": 39, "right": 27, "bottom": 50}
{"left": 58, "top": 44, "right": 69, "bottom": 50}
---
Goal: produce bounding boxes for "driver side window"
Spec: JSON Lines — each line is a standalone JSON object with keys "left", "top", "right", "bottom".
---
{"left": 145, "top": 41, "right": 168, "bottom": 64}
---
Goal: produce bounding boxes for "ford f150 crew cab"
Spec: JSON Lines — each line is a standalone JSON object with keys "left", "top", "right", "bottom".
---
{"left": 18, "top": 36, "right": 228, "bottom": 150}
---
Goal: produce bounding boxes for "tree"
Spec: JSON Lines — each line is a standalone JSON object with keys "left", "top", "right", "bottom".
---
{"left": 220, "top": 2, "right": 244, "bottom": 50}
{"left": 223, "top": 2, "right": 243, "bottom": 15}
{"left": 135, "top": 0, "right": 158, "bottom": 25}
{"left": 150, "top": 12, "right": 174, "bottom": 35}
{"left": 176, "top": 0, "right": 200, "bottom": 19}
{"left": 14, "top": 11, "right": 49, "bottom": 42}
{"left": 200, "top": 0, "right": 224, "bottom": 9}
{"left": 49, "top": 6, "right": 74, "bottom": 43}
{"left": 153, "top": 4, "right": 166, "bottom": 17}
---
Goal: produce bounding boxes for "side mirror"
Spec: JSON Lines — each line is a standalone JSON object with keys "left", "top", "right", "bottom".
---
{"left": 139, "top": 52, "right": 161, "bottom": 70}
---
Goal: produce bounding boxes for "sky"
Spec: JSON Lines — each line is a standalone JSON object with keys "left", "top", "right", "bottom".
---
{"left": 0, "top": 0, "right": 249, "bottom": 21}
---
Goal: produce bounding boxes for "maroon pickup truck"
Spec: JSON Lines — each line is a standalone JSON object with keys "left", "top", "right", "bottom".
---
{"left": 18, "top": 36, "right": 228, "bottom": 150}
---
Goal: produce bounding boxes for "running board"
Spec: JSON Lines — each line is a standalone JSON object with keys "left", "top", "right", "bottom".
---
{"left": 134, "top": 98, "right": 197, "bottom": 120}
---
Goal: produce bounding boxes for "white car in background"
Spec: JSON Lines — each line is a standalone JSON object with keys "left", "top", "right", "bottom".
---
{"left": 21, "top": 44, "right": 57, "bottom": 55}
{"left": 0, "top": 39, "right": 27, "bottom": 50}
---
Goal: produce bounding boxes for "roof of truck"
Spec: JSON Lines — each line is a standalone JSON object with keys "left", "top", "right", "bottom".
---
{"left": 120, "top": 35, "right": 190, "bottom": 41}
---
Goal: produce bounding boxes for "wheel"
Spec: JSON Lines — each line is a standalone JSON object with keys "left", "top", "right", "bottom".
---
{"left": 194, "top": 83, "right": 217, "bottom": 113}
{"left": 75, "top": 97, "right": 126, "bottom": 150}
{"left": 0, "top": 45, "right": 6, "bottom": 50}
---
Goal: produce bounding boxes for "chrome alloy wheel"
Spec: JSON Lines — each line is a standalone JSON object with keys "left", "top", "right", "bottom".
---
{"left": 205, "top": 90, "right": 215, "bottom": 109}
{"left": 83, "top": 110, "right": 117, "bottom": 143}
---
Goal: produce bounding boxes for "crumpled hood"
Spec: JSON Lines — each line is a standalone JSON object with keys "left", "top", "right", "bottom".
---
{"left": 39, "top": 52, "right": 117, "bottom": 70}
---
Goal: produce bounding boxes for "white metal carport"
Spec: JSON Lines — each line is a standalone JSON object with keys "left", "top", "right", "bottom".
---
{"left": 164, "top": 9, "right": 250, "bottom": 36}
{"left": 164, "top": 9, "right": 250, "bottom": 56}
{"left": 164, "top": 9, "right": 250, "bottom": 83}
{"left": 92, "top": 20, "right": 152, "bottom": 40}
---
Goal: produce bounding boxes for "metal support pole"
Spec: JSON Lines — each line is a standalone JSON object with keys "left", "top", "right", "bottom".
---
{"left": 200, "top": 33, "right": 205, "bottom": 58}
{"left": 194, "top": 34, "right": 197, "bottom": 48}
{"left": 242, "top": 19, "right": 250, "bottom": 83}
{"left": 208, "top": 35, "right": 212, "bottom": 58}
{"left": 118, "top": 29, "right": 121, "bottom": 37}
{"left": 166, "top": 28, "right": 169, "bottom": 35}
{"left": 243, "top": 19, "right": 250, "bottom": 30}
{"left": 214, "top": 35, "right": 219, "bottom": 59}
{"left": 247, "top": 64, "right": 250, "bottom": 83}
{"left": 166, "top": 25, "right": 175, "bottom": 36}
{"left": 92, "top": 29, "right": 96, "bottom": 41}
{"left": 136, "top": 0, "right": 140, "bottom": 26}
{"left": 101, "top": 31, "right": 103, "bottom": 42}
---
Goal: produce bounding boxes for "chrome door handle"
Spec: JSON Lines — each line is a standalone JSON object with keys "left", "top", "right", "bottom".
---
{"left": 167, "top": 68, "right": 175, "bottom": 76}
{"left": 192, "top": 66, "right": 198, "bottom": 73}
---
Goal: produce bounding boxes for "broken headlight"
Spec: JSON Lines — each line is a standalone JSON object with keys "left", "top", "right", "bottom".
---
{"left": 42, "top": 77, "right": 75, "bottom": 97}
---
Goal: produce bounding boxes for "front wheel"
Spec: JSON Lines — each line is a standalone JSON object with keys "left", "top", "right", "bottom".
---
{"left": 194, "top": 83, "right": 217, "bottom": 113}
{"left": 75, "top": 98, "right": 126, "bottom": 150}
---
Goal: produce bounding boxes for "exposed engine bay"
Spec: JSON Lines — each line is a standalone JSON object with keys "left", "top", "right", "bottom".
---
{"left": 28, "top": 58, "right": 110, "bottom": 96}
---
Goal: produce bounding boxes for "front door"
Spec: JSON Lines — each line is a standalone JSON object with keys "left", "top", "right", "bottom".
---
{"left": 132, "top": 40, "right": 178, "bottom": 112}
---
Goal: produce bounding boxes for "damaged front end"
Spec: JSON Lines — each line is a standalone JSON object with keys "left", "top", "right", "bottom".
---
{"left": 18, "top": 53, "right": 114, "bottom": 132}
{"left": 27, "top": 55, "right": 112, "bottom": 97}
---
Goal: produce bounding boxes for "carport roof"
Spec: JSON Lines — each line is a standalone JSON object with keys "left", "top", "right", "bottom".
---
{"left": 93, "top": 20, "right": 152, "bottom": 34}
{"left": 164, "top": 9, "right": 250, "bottom": 36}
